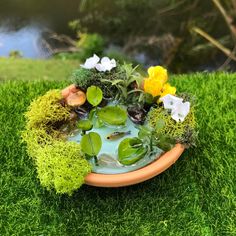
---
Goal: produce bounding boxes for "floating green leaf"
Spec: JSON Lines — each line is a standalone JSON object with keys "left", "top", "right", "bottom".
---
{"left": 118, "top": 138, "right": 147, "bottom": 165}
{"left": 77, "top": 119, "right": 93, "bottom": 131}
{"left": 80, "top": 132, "right": 102, "bottom": 156}
{"left": 97, "top": 106, "right": 127, "bottom": 126}
{"left": 86, "top": 86, "right": 103, "bottom": 106}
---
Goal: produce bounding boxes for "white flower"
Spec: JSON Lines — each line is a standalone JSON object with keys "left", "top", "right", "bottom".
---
{"left": 171, "top": 101, "right": 190, "bottom": 122}
{"left": 95, "top": 57, "right": 116, "bottom": 72}
{"left": 160, "top": 94, "right": 190, "bottom": 122}
{"left": 160, "top": 94, "right": 183, "bottom": 110}
{"left": 80, "top": 54, "right": 100, "bottom": 69}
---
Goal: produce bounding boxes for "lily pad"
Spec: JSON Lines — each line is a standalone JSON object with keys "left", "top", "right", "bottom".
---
{"left": 118, "top": 138, "right": 147, "bottom": 165}
{"left": 77, "top": 119, "right": 93, "bottom": 131}
{"left": 86, "top": 86, "right": 103, "bottom": 106}
{"left": 97, "top": 106, "right": 127, "bottom": 126}
{"left": 80, "top": 132, "right": 102, "bottom": 156}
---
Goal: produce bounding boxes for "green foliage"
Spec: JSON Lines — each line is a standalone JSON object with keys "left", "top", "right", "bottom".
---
{"left": 77, "top": 33, "right": 105, "bottom": 61}
{"left": 137, "top": 125, "right": 175, "bottom": 152}
{"left": 97, "top": 106, "right": 127, "bottom": 125}
{"left": 71, "top": 64, "right": 126, "bottom": 98}
{"left": 80, "top": 132, "right": 102, "bottom": 156}
{"left": 22, "top": 89, "right": 92, "bottom": 194}
{"left": 86, "top": 86, "right": 103, "bottom": 106}
{"left": 36, "top": 141, "right": 91, "bottom": 195}
{"left": 118, "top": 138, "right": 147, "bottom": 165}
{"left": 77, "top": 119, "right": 93, "bottom": 131}
{"left": 101, "top": 63, "right": 143, "bottom": 103}
{"left": 147, "top": 105, "right": 196, "bottom": 147}
{"left": 9, "top": 50, "right": 22, "bottom": 58}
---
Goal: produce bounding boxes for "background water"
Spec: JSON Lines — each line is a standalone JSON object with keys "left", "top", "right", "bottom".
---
{"left": 0, "top": 0, "right": 80, "bottom": 58}
{"left": 0, "top": 0, "right": 235, "bottom": 72}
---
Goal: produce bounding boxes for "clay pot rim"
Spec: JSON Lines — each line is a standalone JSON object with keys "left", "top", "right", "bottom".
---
{"left": 85, "top": 143, "right": 185, "bottom": 187}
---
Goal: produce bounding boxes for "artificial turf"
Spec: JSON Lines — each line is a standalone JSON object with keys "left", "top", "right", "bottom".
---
{"left": 0, "top": 59, "right": 235, "bottom": 235}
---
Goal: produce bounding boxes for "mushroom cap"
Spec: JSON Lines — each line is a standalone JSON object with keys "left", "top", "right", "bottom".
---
{"left": 61, "top": 84, "right": 79, "bottom": 98}
{"left": 66, "top": 91, "right": 86, "bottom": 107}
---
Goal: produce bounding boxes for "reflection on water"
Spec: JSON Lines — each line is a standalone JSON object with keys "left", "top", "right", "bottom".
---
{"left": 0, "top": 0, "right": 80, "bottom": 58}
{"left": 0, "top": 24, "right": 48, "bottom": 58}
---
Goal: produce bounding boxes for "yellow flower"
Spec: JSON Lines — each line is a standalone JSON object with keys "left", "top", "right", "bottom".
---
{"left": 148, "top": 66, "right": 168, "bottom": 84}
{"left": 160, "top": 83, "right": 176, "bottom": 97}
{"left": 144, "top": 77, "right": 163, "bottom": 97}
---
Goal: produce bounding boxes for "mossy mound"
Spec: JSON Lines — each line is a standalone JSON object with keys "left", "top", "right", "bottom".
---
{"left": 71, "top": 65, "right": 126, "bottom": 98}
{"left": 147, "top": 106, "right": 196, "bottom": 147}
{"left": 25, "top": 89, "right": 70, "bottom": 129}
{"left": 36, "top": 141, "right": 91, "bottom": 195}
{"left": 22, "top": 89, "right": 92, "bottom": 195}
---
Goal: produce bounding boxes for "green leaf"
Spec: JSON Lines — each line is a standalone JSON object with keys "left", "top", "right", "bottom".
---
{"left": 138, "top": 126, "right": 152, "bottom": 139}
{"left": 144, "top": 93, "right": 154, "bottom": 104}
{"left": 154, "top": 134, "right": 175, "bottom": 152}
{"left": 86, "top": 86, "right": 103, "bottom": 106}
{"left": 80, "top": 132, "right": 102, "bottom": 156}
{"left": 118, "top": 138, "right": 147, "bottom": 165}
{"left": 94, "top": 118, "right": 104, "bottom": 128}
{"left": 97, "top": 106, "right": 127, "bottom": 126}
{"left": 88, "top": 108, "right": 96, "bottom": 120}
{"left": 77, "top": 119, "right": 93, "bottom": 131}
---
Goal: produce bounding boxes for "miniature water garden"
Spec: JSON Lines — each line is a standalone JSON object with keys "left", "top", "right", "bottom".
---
{"left": 22, "top": 55, "right": 196, "bottom": 194}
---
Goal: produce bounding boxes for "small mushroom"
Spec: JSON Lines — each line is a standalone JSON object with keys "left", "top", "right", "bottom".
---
{"left": 61, "top": 84, "right": 79, "bottom": 98}
{"left": 127, "top": 106, "right": 147, "bottom": 125}
{"left": 66, "top": 91, "right": 86, "bottom": 107}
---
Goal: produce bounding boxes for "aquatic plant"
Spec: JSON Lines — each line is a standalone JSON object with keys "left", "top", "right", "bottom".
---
{"left": 86, "top": 85, "right": 103, "bottom": 106}
{"left": 147, "top": 106, "right": 196, "bottom": 147}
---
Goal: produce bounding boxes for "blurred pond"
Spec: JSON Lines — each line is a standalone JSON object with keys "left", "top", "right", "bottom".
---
{"left": 0, "top": 0, "right": 234, "bottom": 72}
{"left": 0, "top": 0, "right": 80, "bottom": 58}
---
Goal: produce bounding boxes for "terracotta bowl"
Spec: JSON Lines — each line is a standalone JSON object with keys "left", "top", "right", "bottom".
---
{"left": 85, "top": 144, "right": 185, "bottom": 187}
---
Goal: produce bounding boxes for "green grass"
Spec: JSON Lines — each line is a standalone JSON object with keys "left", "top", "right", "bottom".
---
{"left": 0, "top": 58, "right": 80, "bottom": 81}
{"left": 0, "top": 59, "right": 235, "bottom": 235}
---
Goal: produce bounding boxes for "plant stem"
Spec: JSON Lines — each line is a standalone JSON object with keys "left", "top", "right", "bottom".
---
{"left": 94, "top": 156, "right": 98, "bottom": 166}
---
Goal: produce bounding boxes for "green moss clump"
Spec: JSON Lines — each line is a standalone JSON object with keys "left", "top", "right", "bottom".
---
{"left": 25, "top": 89, "right": 71, "bottom": 129}
{"left": 22, "top": 89, "right": 92, "bottom": 195}
{"left": 36, "top": 141, "right": 91, "bottom": 195}
{"left": 147, "top": 106, "right": 196, "bottom": 147}
{"left": 71, "top": 65, "right": 126, "bottom": 98}
{"left": 71, "top": 68, "right": 95, "bottom": 91}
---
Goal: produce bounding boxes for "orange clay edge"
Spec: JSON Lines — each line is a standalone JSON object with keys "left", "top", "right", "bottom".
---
{"left": 85, "top": 144, "right": 185, "bottom": 187}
